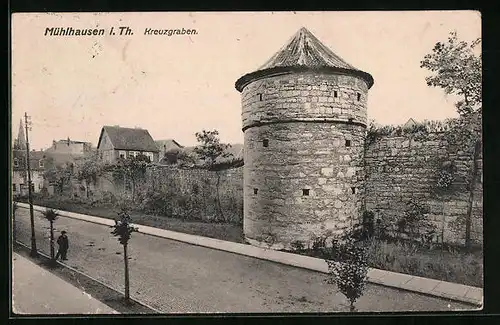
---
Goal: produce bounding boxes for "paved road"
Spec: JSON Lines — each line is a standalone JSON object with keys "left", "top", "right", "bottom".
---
{"left": 14, "top": 208, "right": 472, "bottom": 313}
{"left": 12, "top": 252, "right": 118, "bottom": 315}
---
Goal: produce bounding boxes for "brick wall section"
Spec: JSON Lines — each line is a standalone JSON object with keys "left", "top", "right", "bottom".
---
{"left": 364, "top": 133, "right": 483, "bottom": 246}
{"left": 241, "top": 71, "right": 369, "bottom": 250}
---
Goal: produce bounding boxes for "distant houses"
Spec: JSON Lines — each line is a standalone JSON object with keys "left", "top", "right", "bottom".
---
{"left": 96, "top": 125, "right": 160, "bottom": 163}
{"left": 12, "top": 149, "right": 47, "bottom": 196}
{"left": 156, "top": 139, "right": 183, "bottom": 162}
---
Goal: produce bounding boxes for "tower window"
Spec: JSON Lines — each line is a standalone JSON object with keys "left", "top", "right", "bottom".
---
{"left": 345, "top": 140, "right": 351, "bottom": 147}
{"left": 263, "top": 139, "right": 269, "bottom": 147}
{"left": 357, "top": 93, "right": 361, "bottom": 101}
{"left": 258, "top": 93, "right": 263, "bottom": 101}
{"left": 253, "top": 188, "right": 258, "bottom": 195}
{"left": 39, "top": 160, "right": 44, "bottom": 168}
{"left": 13, "top": 158, "right": 19, "bottom": 167}
{"left": 351, "top": 187, "right": 356, "bottom": 194}
{"left": 302, "top": 189, "right": 310, "bottom": 196}
{"left": 334, "top": 91, "right": 338, "bottom": 98}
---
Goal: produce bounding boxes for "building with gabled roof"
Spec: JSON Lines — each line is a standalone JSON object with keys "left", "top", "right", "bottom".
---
{"left": 97, "top": 125, "right": 159, "bottom": 163}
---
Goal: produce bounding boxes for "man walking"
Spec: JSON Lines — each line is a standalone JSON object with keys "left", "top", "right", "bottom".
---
{"left": 55, "top": 230, "right": 69, "bottom": 261}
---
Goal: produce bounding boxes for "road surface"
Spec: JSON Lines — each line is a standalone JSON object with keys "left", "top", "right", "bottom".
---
{"left": 14, "top": 208, "right": 472, "bottom": 313}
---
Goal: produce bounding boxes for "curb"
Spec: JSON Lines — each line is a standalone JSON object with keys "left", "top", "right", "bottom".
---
{"left": 17, "top": 203, "right": 483, "bottom": 307}
{"left": 14, "top": 240, "right": 162, "bottom": 314}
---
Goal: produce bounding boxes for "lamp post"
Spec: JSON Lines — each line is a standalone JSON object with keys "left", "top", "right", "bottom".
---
{"left": 24, "top": 112, "right": 38, "bottom": 257}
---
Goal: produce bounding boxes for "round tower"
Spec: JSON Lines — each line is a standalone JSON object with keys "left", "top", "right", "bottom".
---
{"left": 235, "top": 27, "right": 374, "bottom": 250}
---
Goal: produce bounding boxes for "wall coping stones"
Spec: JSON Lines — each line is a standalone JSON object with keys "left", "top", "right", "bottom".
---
{"left": 17, "top": 202, "right": 482, "bottom": 307}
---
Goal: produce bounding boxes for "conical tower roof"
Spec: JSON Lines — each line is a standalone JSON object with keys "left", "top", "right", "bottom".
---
{"left": 235, "top": 27, "right": 374, "bottom": 92}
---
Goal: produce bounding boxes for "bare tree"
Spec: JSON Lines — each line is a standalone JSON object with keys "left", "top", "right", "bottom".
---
{"left": 110, "top": 206, "right": 138, "bottom": 303}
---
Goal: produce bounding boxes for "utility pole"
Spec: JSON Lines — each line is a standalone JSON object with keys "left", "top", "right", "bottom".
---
{"left": 24, "top": 112, "right": 38, "bottom": 257}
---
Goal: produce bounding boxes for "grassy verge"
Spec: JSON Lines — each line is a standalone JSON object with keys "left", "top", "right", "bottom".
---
{"left": 17, "top": 197, "right": 245, "bottom": 244}
{"left": 13, "top": 241, "right": 158, "bottom": 314}
{"left": 285, "top": 238, "right": 483, "bottom": 288}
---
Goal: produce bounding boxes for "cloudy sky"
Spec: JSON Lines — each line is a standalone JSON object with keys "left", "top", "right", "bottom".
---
{"left": 11, "top": 11, "right": 481, "bottom": 150}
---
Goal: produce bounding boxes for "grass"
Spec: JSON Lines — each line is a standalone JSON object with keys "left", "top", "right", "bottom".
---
{"left": 16, "top": 196, "right": 245, "bottom": 244}
{"left": 286, "top": 238, "right": 483, "bottom": 288}
{"left": 363, "top": 238, "right": 483, "bottom": 288}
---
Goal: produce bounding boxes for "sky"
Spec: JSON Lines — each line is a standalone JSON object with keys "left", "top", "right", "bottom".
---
{"left": 11, "top": 11, "right": 481, "bottom": 150}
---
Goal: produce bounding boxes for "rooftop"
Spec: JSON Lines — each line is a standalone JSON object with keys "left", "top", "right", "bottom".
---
{"left": 235, "top": 27, "right": 374, "bottom": 92}
{"left": 98, "top": 126, "right": 159, "bottom": 152}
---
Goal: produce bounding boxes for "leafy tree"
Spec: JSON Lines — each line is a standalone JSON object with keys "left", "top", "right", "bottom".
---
{"left": 109, "top": 154, "right": 150, "bottom": 202}
{"left": 420, "top": 31, "right": 482, "bottom": 250}
{"left": 76, "top": 152, "right": 105, "bottom": 198}
{"left": 325, "top": 233, "right": 369, "bottom": 312}
{"left": 41, "top": 208, "right": 59, "bottom": 263}
{"left": 43, "top": 159, "right": 75, "bottom": 195}
{"left": 193, "top": 130, "right": 233, "bottom": 221}
{"left": 110, "top": 206, "right": 138, "bottom": 303}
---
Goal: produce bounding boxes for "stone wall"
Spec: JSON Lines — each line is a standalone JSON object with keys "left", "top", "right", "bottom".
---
{"left": 241, "top": 71, "right": 370, "bottom": 250}
{"left": 365, "top": 133, "right": 483, "bottom": 246}
{"left": 94, "top": 165, "right": 244, "bottom": 224}
{"left": 241, "top": 72, "right": 369, "bottom": 130}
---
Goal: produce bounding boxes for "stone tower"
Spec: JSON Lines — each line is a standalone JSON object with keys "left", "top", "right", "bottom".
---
{"left": 235, "top": 27, "right": 374, "bottom": 250}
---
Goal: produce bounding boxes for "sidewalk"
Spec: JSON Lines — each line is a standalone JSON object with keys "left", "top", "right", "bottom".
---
{"left": 12, "top": 253, "right": 118, "bottom": 315}
{"left": 16, "top": 202, "right": 483, "bottom": 307}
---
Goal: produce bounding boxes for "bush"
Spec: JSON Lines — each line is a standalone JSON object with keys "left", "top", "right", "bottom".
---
{"left": 325, "top": 232, "right": 369, "bottom": 312}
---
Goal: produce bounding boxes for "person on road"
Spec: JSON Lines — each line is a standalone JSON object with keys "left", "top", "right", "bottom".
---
{"left": 55, "top": 231, "right": 69, "bottom": 261}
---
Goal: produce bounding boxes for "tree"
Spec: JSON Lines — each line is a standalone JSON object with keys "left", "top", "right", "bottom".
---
{"left": 109, "top": 154, "right": 150, "bottom": 202}
{"left": 193, "top": 130, "right": 233, "bottom": 222}
{"left": 325, "top": 234, "right": 369, "bottom": 312}
{"left": 110, "top": 206, "right": 138, "bottom": 303}
{"left": 44, "top": 160, "right": 75, "bottom": 195}
{"left": 420, "top": 31, "right": 482, "bottom": 250}
{"left": 41, "top": 208, "right": 59, "bottom": 263}
{"left": 76, "top": 152, "right": 105, "bottom": 198}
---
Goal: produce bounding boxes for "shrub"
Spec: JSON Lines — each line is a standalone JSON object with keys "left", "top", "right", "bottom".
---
{"left": 325, "top": 233, "right": 369, "bottom": 312}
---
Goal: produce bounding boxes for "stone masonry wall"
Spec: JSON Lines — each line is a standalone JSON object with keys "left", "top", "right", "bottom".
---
{"left": 241, "top": 72, "right": 369, "bottom": 129}
{"left": 244, "top": 122, "right": 366, "bottom": 250}
{"left": 241, "top": 71, "right": 370, "bottom": 250}
{"left": 365, "top": 133, "right": 483, "bottom": 246}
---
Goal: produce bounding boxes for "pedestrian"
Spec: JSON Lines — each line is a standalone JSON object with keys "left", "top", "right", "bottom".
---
{"left": 55, "top": 230, "right": 69, "bottom": 261}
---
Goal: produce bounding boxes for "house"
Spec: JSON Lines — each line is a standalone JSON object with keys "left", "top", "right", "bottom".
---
{"left": 12, "top": 149, "right": 47, "bottom": 196}
{"left": 45, "top": 137, "right": 92, "bottom": 156}
{"left": 403, "top": 118, "right": 418, "bottom": 129}
{"left": 12, "top": 119, "right": 47, "bottom": 196}
{"left": 96, "top": 125, "right": 160, "bottom": 163}
{"left": 155, "top": 139, "right": 183, "bottom": 162}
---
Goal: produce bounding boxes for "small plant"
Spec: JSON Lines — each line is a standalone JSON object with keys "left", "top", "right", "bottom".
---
{"left": 325, "top": 233, "right": 369, "bottom": 312}
{"left": 110, "top": 206, "right": 139, "bottom": 303}
{"left": 396, "top": 199, "right": 435, "bottom": 243}
{"left": 290, "top": 240, "right": 305, "bottom": 253}
{"left": 361, "top": 211, "right": 375, "bottom": 239}
{"left": 41, "top": 208, "right": 60, "bottom": 263}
